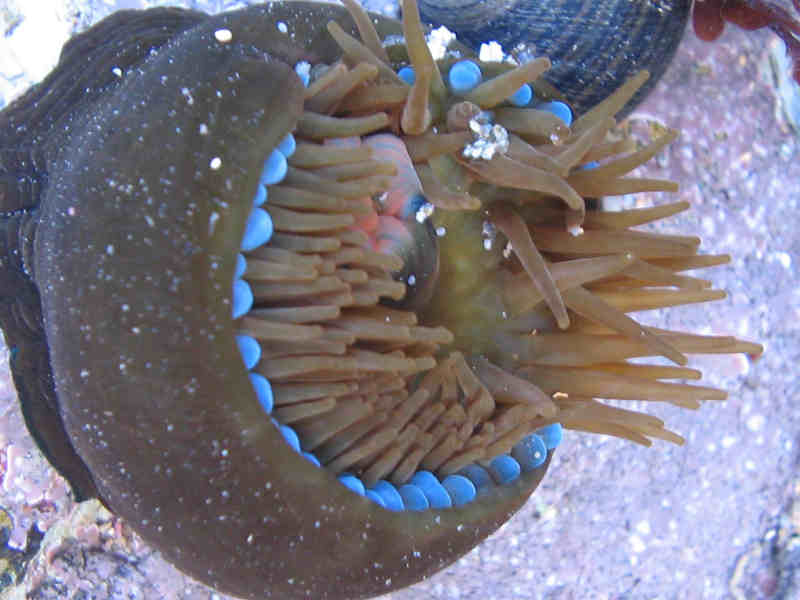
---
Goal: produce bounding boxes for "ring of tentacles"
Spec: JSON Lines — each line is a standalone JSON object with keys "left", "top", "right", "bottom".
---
{"left": 227, "top": 0, "right": 761, "bottom": 512}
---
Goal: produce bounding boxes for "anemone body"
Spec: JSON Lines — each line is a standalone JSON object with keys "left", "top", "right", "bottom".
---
{"left": 0, "top": 4, "right": 552, "bottom": 600}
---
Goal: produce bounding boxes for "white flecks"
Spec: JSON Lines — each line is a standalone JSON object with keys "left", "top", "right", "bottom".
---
{"left": 294, "top": 60, "right": 311, "bottom": 82}
{"left": 111, "top": 66, "right": 123, "bottom": 78}
{"left": 478, "top": 41, "right": 504, "bottom": 62}
{"left": 702, "top": 215, "right": 715, "bottom": 236}
{"left": 415, "top": 201, "right": 434, "bottom": 223}
{"left": 209, "top": 157, "right": 222, "bottom": 170}
{"left": 144, "top": 215, "right": 155, "bottom": 227}
{"left": 246, "top": 533, "right": 254, "bottom": 545}
{"left": 773, "top": 251, "right": 791, "bottom": 269}
{"left": 568, "top": 224, "right": 585, "bottom": 237}
{"left": 67, "top": 206, "right": 76, "bottom": 216}
{"left": 721, "top": 435, "right": 737, "bottom": 449}
{"left": 276, "top": 21, "right": 288, "bottom": 34}
{"left": 435, "top": 226, "right": 446, "bottom": 237}
{"left": 121, "top": 304, "right": 130, "bottom": 312}
{"left": 208, "top": 211, "right": 220, "bottom": 235}
{"left": 635, "top": 520, "right": 651, "bottom": 535}
{"left": 407, "top": 274, "right": 416, "bottom": 286}
{"left": 482, "top": 220, "right": 496, "bottom": 251}
{"left": 214, "top": 29, "right": 233, "bottom": 43}
{"left": 426, "top": 26, "right": 456, "bottom": 61}
{"left": 181, "top": 87, "right": 194, "bottom": 106}
{"left": 199, "top": 123, "right": 209, "bottom": 135}
{"left": 105, "top": 244, "right": 114, "bottom": 255}
{"left": 80, "top": 369, "right": 90, "bottom": 379}
{"left": 629, "top": 534, "right": 646, "bottom": 553}
{"left": 464, "top": 113, "right": 509, "bottom": 160}
{"left": 131, "top": 327, "right": 141, "bottom": 335}
{"left": 746, "top": 414, "right": 765, "bottom": 432}
{"left": 372, "top": 191, "right": 388, "bottom": 209}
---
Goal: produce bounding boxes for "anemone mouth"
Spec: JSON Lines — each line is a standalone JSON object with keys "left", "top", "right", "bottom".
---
{"left": 230, "top": 0, "right": 762, "bottom": 512}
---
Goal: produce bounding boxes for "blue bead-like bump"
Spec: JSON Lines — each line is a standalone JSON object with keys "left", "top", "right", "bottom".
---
{"left": 235, "top": 253, "right": 247, "bottom": 279}
{"left": 537, "top": 423, "right": 563, "bottom": 449}
{"left": 240, "top": 208, "right": 273, "bottom": 251}
{"left": 236, "top": 334, "right": 261, "bottom": 370}
{"left": 398, "top": 66, "right": 415, "bottom": 85}
{"left": 232, "top": 279, "right": 253, "bottom": 319}
{"left": 459, "top": 464, "right": 493, "bottom": 491}
{"left": 260, "top": 148, "right": 288, "bottom": 186}
{"left": 279, "top": 424, "right": 301, "bottom": 452}
{"left": 302, "top": 452, "right": 321, "bottom": 467}
{"left": 276, "top": 133, "right": 296, "bottom": 158}
{"left": 248, "top": 372, "right": 273, "bottom": 414}
{"left": 449, "top": 60, "right": 482, "bottom": 94}
{"left": 338, "top": 474, "right": 366, "bottom": 496}
{"left": 372, "top": 480, "right": 404, "bottom": 512}
{"left": 398, "top": 484, "right": 429, "bottom": 511}
{"left": 488, "top": 455, "right": 521, "bottom": 485}
{"left": 509, "top": 83, "right": 533, "bottom": 107}
{"left": 410, "top": 471, "right": 452, "bottom": 509}
{"left": 538, "top": 100, "right": 573, "bottom": 126}
{"left": 441, "top": 474, "right": 477, "bottom": 507}
{"left": 511, "top": 433, "right": 548, "bottom": 471}
{"left": 365, "top": 490, "right": 386, "bottom": 508}
{"left": 253, "top": 184, "right": 267, "bottom": 207}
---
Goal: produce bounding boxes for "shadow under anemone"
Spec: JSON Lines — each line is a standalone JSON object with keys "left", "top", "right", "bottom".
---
{"left": 0, "top": 0, "right": 762, "bottom": 599}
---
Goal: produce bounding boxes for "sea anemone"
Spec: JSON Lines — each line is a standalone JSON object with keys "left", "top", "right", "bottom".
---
{"left": 239, "top": 0, "right": 761, "bottom": 491}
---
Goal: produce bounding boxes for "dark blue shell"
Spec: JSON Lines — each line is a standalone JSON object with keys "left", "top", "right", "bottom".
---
{"left": 418, "top": 0, "right": 693, "bottom": 115}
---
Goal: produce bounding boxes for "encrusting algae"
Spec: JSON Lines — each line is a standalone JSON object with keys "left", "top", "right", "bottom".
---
{"left": 236, "top": 0, "right": 763, "bottom": 489}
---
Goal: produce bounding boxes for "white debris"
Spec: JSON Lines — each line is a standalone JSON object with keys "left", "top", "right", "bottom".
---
{"left": 463, "top": 112, "right": 509, "bottom": 160}
{"left": 478, "top": 41, "right": 504, "bottom": 63}
{"left": 214, "top": 28, "right": 232, "bottom": 43}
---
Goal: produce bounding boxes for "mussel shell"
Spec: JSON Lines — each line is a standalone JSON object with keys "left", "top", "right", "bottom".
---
{"left": 9, "top": 3, "right": 552, "bottom": 599}
{"left": 418, "top": 0, "right": 693, "bottom": 116}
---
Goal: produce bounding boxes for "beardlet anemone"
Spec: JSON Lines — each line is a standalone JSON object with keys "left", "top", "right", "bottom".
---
{"left": 0, "top": 1, "right": 762, "bottom": 599}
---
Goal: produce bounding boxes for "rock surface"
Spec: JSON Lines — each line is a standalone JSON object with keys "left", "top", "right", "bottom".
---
{"left": 0, "top": 2, "right": 798, "bottom": 599}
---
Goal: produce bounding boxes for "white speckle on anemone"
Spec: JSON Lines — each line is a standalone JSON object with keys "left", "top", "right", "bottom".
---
{"left": 426, "top": 26, "right": 456, "bottom": 60}
{"left": 214, "top": 29, "right": 233, "bottom": 43}
{"left": 415, "top": 201, "right": 434, "bottom": 223}
{"left": 478, "top": 41, "right": 504, "bottom": 62}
